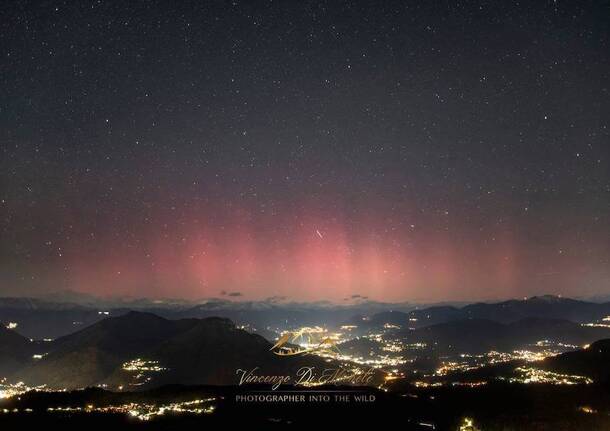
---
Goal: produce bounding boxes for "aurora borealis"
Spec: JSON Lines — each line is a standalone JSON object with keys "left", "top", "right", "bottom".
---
{"left": 1, "top": 1, "right": 608, "bottom": 302}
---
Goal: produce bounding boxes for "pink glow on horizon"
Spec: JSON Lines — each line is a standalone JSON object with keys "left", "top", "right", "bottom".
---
{"left": 45, "top": 204, "right": 604, "bottom": 303}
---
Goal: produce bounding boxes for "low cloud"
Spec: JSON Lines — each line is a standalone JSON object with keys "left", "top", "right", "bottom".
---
{"left": 266, "top": 295, "right": 288, "bottom": 303}
{"left": 345, "top": 294, "right": 369, "bottom": 301}
{"left": 220, "top": 290, "right": 243, "bottom": 297}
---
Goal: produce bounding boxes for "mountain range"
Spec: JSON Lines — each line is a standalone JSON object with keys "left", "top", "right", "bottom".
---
{"left": 7, "top": 312, "right": 340, "bottom": 390}
{"left": 391, "top": 317, "right": 610, "bottom": 354}
{"left": 356, "top": 295, "right": 610, "bottom": 332}
{"left": 3, "top": 294, "right": 610, "bottom": 340}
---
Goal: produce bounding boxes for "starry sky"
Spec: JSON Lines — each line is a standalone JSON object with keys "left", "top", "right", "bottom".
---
{"left": 1, "top": 0, "right": 609, "bottom": 302}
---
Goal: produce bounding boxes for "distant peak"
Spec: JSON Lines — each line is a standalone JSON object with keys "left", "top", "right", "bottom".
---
{"left": 113, "top": 310, "right": 168, "bottom": 322}
{"left": 527, "top": 294, "right": 564, "bottom": 302}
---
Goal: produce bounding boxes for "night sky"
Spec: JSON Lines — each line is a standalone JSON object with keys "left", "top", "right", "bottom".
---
{"left": 1, "top": 1, "right": 608, "bottom": 302}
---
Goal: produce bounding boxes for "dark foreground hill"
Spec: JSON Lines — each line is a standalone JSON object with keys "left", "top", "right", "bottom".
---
{"left": 541, "top": 339, "right": 610, "bottom": 383}
{"left": 0, "top": 325, "right": 38, "bottom": 375}
{"left": 9, "top": 312, "right": 340, "bottom": 390}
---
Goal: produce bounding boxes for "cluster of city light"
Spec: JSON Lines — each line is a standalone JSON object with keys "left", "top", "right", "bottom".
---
{"left": 500, "top": 349, "right": 559, "bottom": 362}
{"left": 412, "top": 380, "right": 486, "bottom": 388}
{"left": 579, "top": 406, "right": 597, "bottom": 414}
{"left": 0, "top": 379, "right": 52, "bottom": 400}
{"left": 4, "top": 322, "right": 18, "bottom": 330}
{"left": 451, "top": 381, "right": 487, "bottom": 387}
{"left": 416, "top": 364, "right": 593, "bottom": 388}
{"left": 582, "top": 322, "right": 610, "bottom": 329}
{"left": 506, "top": 367, "right": 593, "bottom": 385}
{"left": 328, "top": 351, "right": 408, "bottom": 368}
{"left": 334, "top": 337, "right": 408, "bottom": 368}
{"left": 403, "top": 342, "right": 427, "bottom": 350}
{"left": 365, "top": 333, "right": 383, "bottom": 342}
{"left": 277, "top": 321, "right": 436, "bottom": 372}
{"left": 18, "top": 398, "right": 216, "bottom": 421}
{"left": 535, "top": 340, "right": 578, "bottom": 349}
{"left": 127, "top": 398, "right": 215, "bottom": 420}
{"left": 285, "top": 325, "right": 585, "bottom": 379}
{"left": 1, "top": 377, "right": 216, "bottom": 421}
{"left": 383, "top": 371, "right": 404, "bottom": 383}
{"left": 438, "top": 345, "right": 565, "bottom": 376}
{"left": 486, "top": 346, "right": 565, "bottom": 363}
{"left": 381, "top": 339, "right": 403, "bottom": 353}
{"left": 458, "top": 417, "right": 480, "bottom": 431}
{"left": 280, "top": 326, "right": 326, "bottom": 336}
{"left": 581, "top": 316, "right": 610, "bottom": 328}
{"left": 121, "top": 359, "right": 167, "bottom": 386}
{"left": 280, "top": 325, "right": 408, "bottom": 370}
{"left": 413, "top": 381, "right": 443, "bottom": 388}
{"left": 435, "top": 361, "right": 476, "bottom": 376}
{"left": 122, "top": 359, "right": 167, "bottom": 372}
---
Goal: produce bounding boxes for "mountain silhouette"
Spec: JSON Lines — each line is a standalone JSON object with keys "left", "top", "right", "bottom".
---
{"left": 0, "top": 325, "right": 37, "bottom": 375}
{"left": 362, "top": 296, "right": 610, "bottom": 330}
{"left": 392, "top": 317, "right": 610, "bottom": 354}
{"left": 12, "top": 312, "right": 341, "bottom": 390}
{"left": 541, "top": 338, "right": 610, "bottom": 383}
